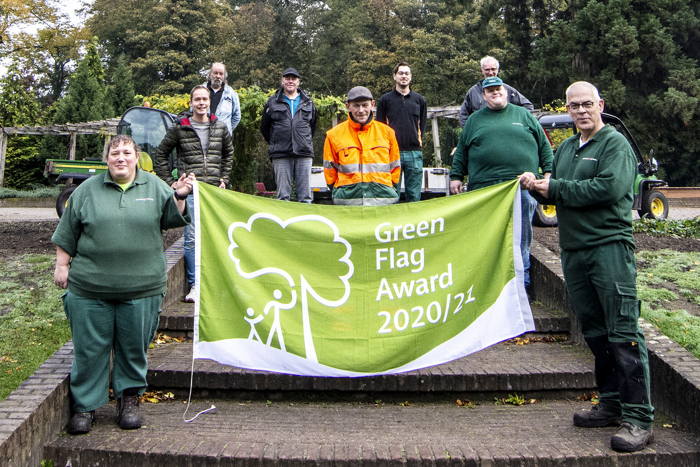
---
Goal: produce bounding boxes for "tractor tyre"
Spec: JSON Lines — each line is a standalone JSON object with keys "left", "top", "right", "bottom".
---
{"left": 639, "top": 190, "right": 669, "bottom": 220}
{"left": 532, "top": 203, "right": 558, "bottom": 227}
{"left": 56, "top": 186, "right": 77, "bottom": 218}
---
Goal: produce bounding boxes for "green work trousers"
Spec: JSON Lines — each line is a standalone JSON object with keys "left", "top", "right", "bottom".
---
{"left": 561, "top": 241, "right": 654, "bottom": 430}
{"left": 400, "top": 150, "right": 423, "bottom": 203}
{"left": 63, "top": 291, "right": 162, "bottom": 413}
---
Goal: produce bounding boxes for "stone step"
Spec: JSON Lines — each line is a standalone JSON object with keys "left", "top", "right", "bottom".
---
{"left": 43, "top": 398, "right": 700, "bottom": 466}
{"left": 158, "top": 302, "right": 571, "bottom": 338}
{"left": 146, "top": 339, "right": 595, "bottom": 397}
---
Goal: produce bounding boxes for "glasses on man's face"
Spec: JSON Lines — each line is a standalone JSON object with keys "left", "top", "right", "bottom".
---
{"left": 396, "top": 72, "right": 411, "bottom": 76}
{"left": 567, "top": 101, "right": 597, "bottom": 111}
{"left": 482, "top": 67, "right": 498, "bottom": 73}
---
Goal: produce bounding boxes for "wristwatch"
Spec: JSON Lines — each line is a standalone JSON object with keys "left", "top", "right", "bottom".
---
{"left": 174, "top": 189, "right": 190, "bottom": 200}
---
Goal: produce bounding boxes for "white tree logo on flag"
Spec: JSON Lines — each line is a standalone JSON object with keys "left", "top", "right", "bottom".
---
{"left": 227, "top": 214, "right": 354, "bottom": 363}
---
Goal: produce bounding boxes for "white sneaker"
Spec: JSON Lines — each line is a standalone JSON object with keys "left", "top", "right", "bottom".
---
{"left": 184, "top": 286, "right": 196, "bottom": 303}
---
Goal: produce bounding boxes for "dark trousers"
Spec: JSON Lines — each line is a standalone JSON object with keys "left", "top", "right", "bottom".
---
{"left": 561, "top": 242, "right": 654, "bottom": 429}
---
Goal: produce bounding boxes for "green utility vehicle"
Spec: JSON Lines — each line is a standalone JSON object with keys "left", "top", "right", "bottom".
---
{"left": 534, "top": 112, "right": 669, "bottom": 227}
{"left": 44, "top": 107, "right": 177, "bottom": 216}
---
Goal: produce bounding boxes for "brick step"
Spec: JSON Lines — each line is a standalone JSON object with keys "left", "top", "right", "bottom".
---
{"left": 146, "top": 339, "right": 595, "bottom": 397}
{"left": 158, "top": 302, "right": 571, "bottom": 338}
{"left": 44, "top": 399, "right": 700, "bottom": 467}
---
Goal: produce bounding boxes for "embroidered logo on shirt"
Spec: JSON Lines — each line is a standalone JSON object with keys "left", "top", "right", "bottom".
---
{"left": 511, "top": 123, "right": 524, "bottom": 127}
{"left": 135, "top": 198, "right": 155, "bottom": 201}
{"left": 581, "top": 158, "right": 598, "bottom": 162}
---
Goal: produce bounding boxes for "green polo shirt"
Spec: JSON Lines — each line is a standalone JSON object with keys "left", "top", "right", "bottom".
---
{"left": 52, "top": 169, "right": 191, "bottom": 300}
{"left": 545, "top": 125, "right": 636, "bottom": 251}
{"left": 450, "top": 104, "right": 553, "bottom": 191}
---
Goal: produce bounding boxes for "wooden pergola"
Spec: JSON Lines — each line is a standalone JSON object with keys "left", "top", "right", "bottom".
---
{"left": 0, "top": 119, "right": 121, "bottom": 187}
{"left": 0, "top": 107, "right": 463, "bottom": 187}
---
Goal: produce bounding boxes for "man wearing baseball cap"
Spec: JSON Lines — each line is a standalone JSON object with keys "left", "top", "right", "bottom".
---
{"left": 449, "top": 77, "right": 553, "bottom": 292}
{"left": 261, "top": 67, "right": 318, "bottom": 203}
{"left": 323, "top": 86, "right": 400, "bottom": 206}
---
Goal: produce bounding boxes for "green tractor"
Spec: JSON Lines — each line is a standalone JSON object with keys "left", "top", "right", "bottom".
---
{"left": 533, "top": 112, "right": 669, "bottom": 227}
{"left": 44, "top": 107, "right": 177, "bottom": 217}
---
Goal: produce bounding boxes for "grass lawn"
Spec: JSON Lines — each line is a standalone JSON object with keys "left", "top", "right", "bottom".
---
{"left": 0, "top": 254, "right": 71, "bottom": 401}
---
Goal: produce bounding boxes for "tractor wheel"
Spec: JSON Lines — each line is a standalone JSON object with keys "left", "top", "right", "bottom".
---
{"left": 56, "top": 186, "right": 77, "bottom": 218}
{"left": 639, "top": 190, "right": 669, "bottom": 220}
{"left": 532, "top": 203, "right": 558, "bottom": 227}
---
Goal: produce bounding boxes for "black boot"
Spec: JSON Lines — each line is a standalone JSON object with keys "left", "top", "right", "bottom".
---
{"left": 116, "top": 394, "right": 142, "bottom": 430}
{"left": 67, "top": 411, "right": 94, "bottom": 434}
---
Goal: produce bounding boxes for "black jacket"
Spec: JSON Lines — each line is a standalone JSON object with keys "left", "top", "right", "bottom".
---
{"left": 260, "top": 88, "right": 317, "bottom": 159}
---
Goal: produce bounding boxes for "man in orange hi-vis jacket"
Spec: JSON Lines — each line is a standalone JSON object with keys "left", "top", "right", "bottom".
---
{"left": 323, "top": 86, "right": 400, "bottom": 206}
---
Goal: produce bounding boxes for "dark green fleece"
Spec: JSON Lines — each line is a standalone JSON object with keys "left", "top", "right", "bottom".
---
{"left": 541, "top": 125, "right": 636, "bottom": 251}
{"left": 52, "top": 169, "right": 190, "bottom": 300}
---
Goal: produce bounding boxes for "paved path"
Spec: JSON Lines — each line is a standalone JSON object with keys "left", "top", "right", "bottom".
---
{"left": 1, "top": 206, "right": 698, "bottom": 223}
{"left": 0, "top": 207, "right": 58, "bottom": 222}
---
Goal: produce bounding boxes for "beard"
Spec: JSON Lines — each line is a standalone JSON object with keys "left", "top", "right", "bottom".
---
{"left": 211, "top": 77, "right": 224, "bottom": 88}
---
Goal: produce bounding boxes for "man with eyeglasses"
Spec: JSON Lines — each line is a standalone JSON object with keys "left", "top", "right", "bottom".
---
{"left": 458, "top": 56, "right": 533, "bottom": 127}
{"left": 376, "top": 62, "right": 427, "bottom": 203}
{"left": 450, "top": 77, "right": 552, "bottom": 293}
{"left": 522, "top": 81, "right": 654, "bottom": 453}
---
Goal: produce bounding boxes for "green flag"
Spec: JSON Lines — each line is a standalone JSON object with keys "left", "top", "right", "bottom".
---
{"left": 193, "top": 180, "right": 533, "bottom": 376}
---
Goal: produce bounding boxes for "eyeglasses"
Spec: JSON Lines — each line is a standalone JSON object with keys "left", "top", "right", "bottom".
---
{"left": 567, "top": 101, "right": 597, "bottom": 111}
{"left": 396, "top": 72, "right": 411, "bottom": 76}
{"left": 482, "top": 67, "right": 498, "bottom": 73}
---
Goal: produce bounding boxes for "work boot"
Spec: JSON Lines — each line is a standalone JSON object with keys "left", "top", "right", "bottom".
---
{"left": 67, "top": 411, "right": 94, "bottom": 434}
{"left": 573, "top": 404, "right": 621, "bottom": 428}
{"left": 611, "top": 422, "right": 654, "bottom": 452}
{"left": 116, "top": 394, "right": 142, "bottom": 430}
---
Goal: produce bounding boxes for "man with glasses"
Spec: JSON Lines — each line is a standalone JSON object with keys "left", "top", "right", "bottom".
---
{"left": 458, "top": 56, "right": 533, "bottom": 127}
{"left": 261, "top": 68, "right": 318, "bottom": 203}
{"left": 523, "top": 81, "right": 654, "bottom": 452}
{"left": 376, "top": 62, "right": 427, "bottom": 203}
{"left": 450, "top": 77, "right": 552, "bottom": 293}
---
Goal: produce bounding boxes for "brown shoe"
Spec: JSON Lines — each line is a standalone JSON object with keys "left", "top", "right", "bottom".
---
{"left": 611, "top": 422, "right": 654, "bottom": 452}
{"left": 67, "top": 411, "right": 94, "bottom": 434}
{"left": 116, "top": 394, "right": 143, "bottom": 430}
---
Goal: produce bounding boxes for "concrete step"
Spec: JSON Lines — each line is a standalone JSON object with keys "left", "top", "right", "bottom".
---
{"left": 44, "top": 398, "right": 700, "bottom": 466}
{"left": 146, "top": 339, "right": 595, "bottom": 397}
{"left": 158, "top": 302, "right": 571, "bottom": 339}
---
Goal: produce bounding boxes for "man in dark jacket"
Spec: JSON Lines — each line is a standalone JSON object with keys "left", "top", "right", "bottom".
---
{"left": 458, "top": 56, "right": 533, "bottom": 127}
{"left": 155, "top": 85, "right": 234, "bottom": 302}
{"left": 260, "top": 68, "right": 317, "bottom": 203}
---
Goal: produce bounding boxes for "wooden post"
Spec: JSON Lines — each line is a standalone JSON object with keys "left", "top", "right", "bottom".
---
{"left": 0, "top": 131, "right": 7, "bottom": 187}
{"left": 69, "top": 132, "right": 77, "bottom": 161}
{"left": 102, "top": 135, "right": 112, "bottom": 160}
{"left": 431, "top": 116, "right": 442, "bottom": 168}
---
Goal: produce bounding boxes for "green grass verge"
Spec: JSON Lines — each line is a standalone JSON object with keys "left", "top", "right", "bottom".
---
{"left": 633, "top": 217, "right": 700, "bottom": 238}
{"left": 0, "top": 254, "right": 71, "bottom": 402}
{"left": 0, "top": 186, "right": 62, "bottom": 199}
{"left": 637, "top": 250, "right": 700, "bottom": 359}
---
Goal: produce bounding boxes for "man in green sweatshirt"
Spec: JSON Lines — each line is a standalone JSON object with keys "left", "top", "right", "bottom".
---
{"left": 524, "top": 81, "right": 654, "bottom": 453}
{"left": 450, "top": 76, "right": 553, "bottom": 291}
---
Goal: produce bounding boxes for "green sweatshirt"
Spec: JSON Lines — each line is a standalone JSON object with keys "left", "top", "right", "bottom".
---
{"left": 52, "top": 169, "right": 191, "bottom": 300}
{"left": 538, "top": 125, "right": 636, "bottom": 251}
{"left": 450, "top": 104, "right": 553, "bottom": 191}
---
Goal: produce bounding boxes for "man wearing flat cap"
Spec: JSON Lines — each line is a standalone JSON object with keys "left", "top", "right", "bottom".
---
{"left": 323, "top": 86, "right": 401, "bottom": 206}
{"left": 261, "top": 67, "right": 318, "bottom": 203}
{"left": 450, "top": 77, "right": 552, "bottom": 292}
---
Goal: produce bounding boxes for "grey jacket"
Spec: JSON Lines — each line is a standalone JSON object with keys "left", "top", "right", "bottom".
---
{"left": 458, "top": 79, "right": 534, "bottom": 127}
{"left": 260, "top": 88, "right": 317, "bottom": 159}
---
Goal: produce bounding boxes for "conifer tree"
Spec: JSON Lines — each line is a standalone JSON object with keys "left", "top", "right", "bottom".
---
{"left": 108, "top": 54, "right": 136, "bottom": 115}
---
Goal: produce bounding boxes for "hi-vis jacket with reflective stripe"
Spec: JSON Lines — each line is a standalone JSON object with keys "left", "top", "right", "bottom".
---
{"left": 323, "top": 116, "right": 401, "bottom": 206}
